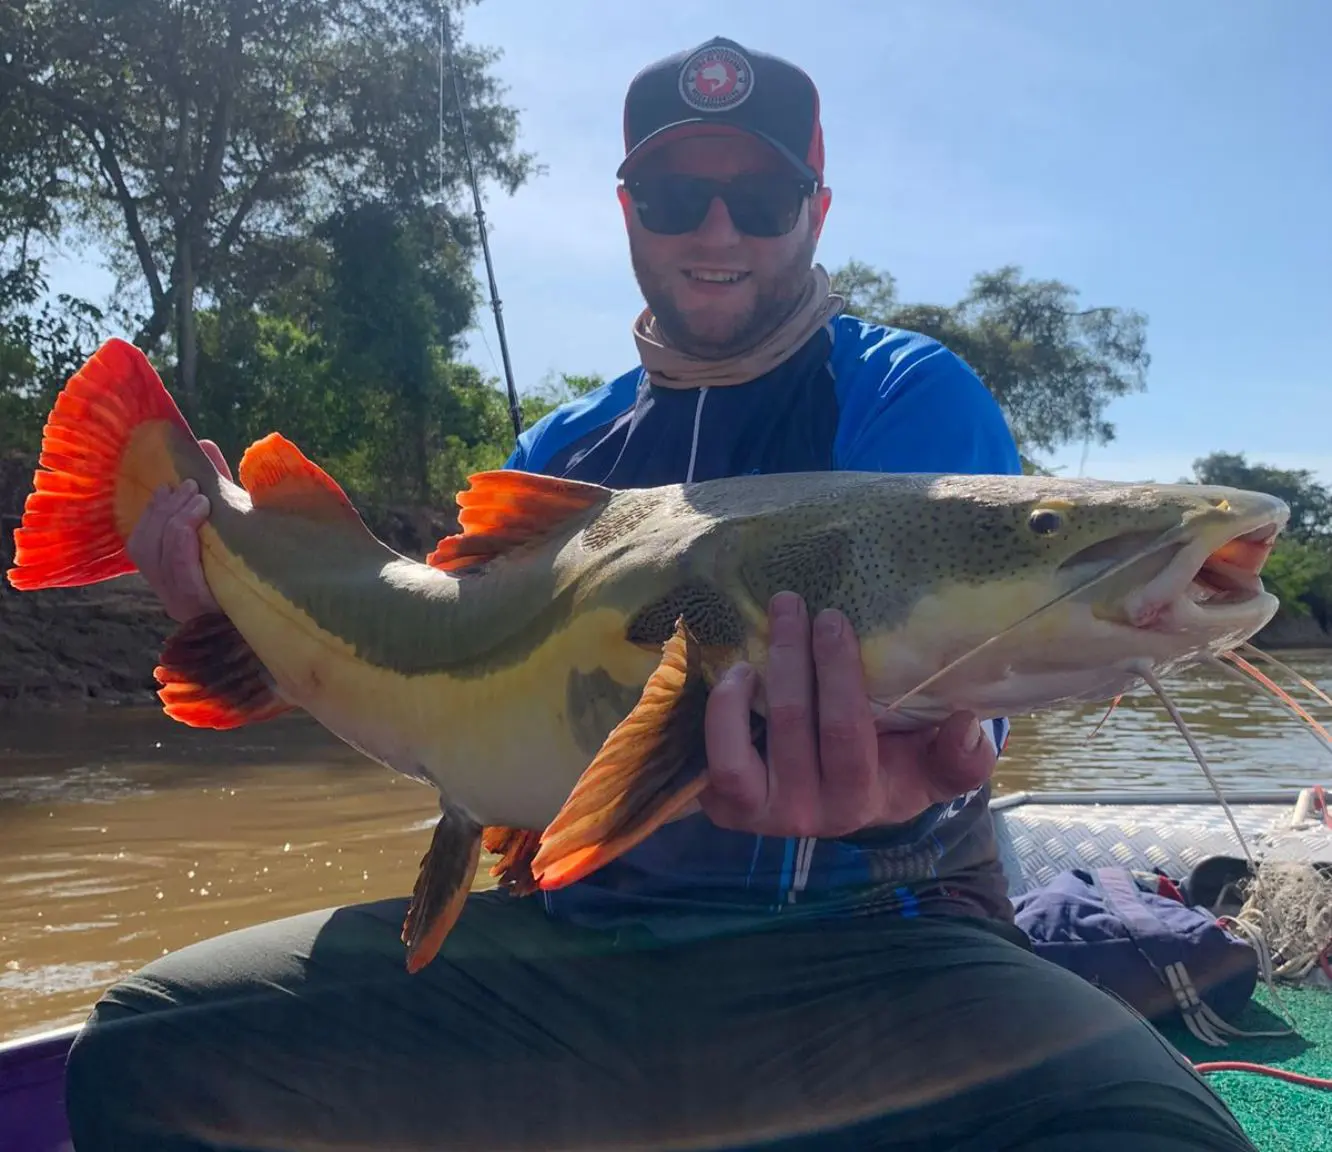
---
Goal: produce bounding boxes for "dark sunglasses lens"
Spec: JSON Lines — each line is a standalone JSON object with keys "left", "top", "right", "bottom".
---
{"left": 632, "top": 178, "right": 714, "bottom": 234}
{"left": 631, "top": 176, "right": 807, "bottom": 237}
{"left": 723, "top": 179, "right": 806, "bottom": 237}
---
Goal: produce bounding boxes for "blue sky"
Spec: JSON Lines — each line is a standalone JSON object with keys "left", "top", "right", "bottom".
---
{"left": 47, "top": 1, "right": 1331, "bottom": 485}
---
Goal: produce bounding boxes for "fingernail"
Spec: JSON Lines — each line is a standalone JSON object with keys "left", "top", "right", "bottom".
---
{"left": 180, "top": 478, "right": 198, "bottom": 495}
{"left": 814, "top": 609, "right": 843, "bottom": 640}
{"left": 188, "top": 494, "right": 210, "bottom": 517}
{"left": 962, "top": 717, "right": 983, "bottom": 752}
{"left": 770, "top": 591, "right": 801, "bottom": 619}
{"left": 723, "top": 662, "right": 752, "bottom": 685}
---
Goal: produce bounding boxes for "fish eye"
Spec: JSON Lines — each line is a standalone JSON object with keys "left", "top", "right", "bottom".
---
{"left": 1028, "top": 508, "right": 1063, "bottom": 536}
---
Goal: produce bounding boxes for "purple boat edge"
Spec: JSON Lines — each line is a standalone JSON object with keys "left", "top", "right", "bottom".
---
{"left": 0, "top": 1023, "right": 81, "bottom": 1152}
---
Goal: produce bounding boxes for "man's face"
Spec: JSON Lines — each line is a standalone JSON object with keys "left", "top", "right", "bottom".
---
{"left": 618, "top": 133, "right": 833, "bottom": 358}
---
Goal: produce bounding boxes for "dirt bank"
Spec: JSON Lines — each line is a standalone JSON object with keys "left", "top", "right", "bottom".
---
{"left": 1, "top": 451, "right": 459, "bottom": 711}
{"left": 4, "top": 450, "right": 1330, "bottom": 712}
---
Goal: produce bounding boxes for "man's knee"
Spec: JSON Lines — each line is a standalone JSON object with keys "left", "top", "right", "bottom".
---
{"left": 64, "top": 995, "right": 158, "bottom": 1147}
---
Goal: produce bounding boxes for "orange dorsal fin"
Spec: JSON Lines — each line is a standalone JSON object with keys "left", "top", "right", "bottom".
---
{"left": 237, "top": 433, "right": 363, "bottom": 523}
{"left": 427, "top": 469, "right": 612, "bottom": 574}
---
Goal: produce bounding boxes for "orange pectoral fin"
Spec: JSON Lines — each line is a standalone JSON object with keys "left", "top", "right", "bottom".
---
{"left": 529, "top": 617, "right": 710, "bottom": 891}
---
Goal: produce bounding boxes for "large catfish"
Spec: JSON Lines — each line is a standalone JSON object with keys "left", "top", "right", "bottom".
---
{"left": 6, "top": 338, "right": 1290, "bottom": 970}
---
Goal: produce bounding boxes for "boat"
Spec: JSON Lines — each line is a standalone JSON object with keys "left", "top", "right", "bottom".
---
{"left": 3, "top": 787, "right": 1329, "bottom": 1152}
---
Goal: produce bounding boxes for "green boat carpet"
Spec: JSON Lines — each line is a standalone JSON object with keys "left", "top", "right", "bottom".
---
{"left": 1158, "top": 986, "right": 1332, "bottom": 1152}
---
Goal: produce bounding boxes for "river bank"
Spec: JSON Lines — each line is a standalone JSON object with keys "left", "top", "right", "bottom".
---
{"left": 3, "top": 450, "right": 1331, "bottom": 711}
{"left": 0, "top": 450, "right": 461, "bottom": 711}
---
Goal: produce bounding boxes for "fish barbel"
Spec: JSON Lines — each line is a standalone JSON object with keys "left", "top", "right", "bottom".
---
{"left": 5, "top": 339, "right": 1292, "bottom": 970}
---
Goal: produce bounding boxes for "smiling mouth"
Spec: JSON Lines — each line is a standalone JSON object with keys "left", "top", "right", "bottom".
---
{"left": 683, "top": 270, "right": 750, "bottom": 284}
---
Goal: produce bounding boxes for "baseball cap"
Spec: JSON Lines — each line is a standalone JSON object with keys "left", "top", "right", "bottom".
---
{"left": 617, "top": 36, "right": 825, "bottom": 186}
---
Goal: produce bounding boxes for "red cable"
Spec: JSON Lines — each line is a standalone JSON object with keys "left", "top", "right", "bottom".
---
{"left": 1194, "top": 1060, "right": 1332, "bottom": 1090}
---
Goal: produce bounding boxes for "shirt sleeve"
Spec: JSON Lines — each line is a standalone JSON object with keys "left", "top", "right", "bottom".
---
{"left": 833, "top": 328, "right": 1024, "bottom": 478}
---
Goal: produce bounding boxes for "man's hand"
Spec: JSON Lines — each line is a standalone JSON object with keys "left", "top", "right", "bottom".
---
{"left": 700, "top": 591, "right": 997, "bottom": 837}
{"left": 126, "top": 439, "right": 231, "bottom": 624}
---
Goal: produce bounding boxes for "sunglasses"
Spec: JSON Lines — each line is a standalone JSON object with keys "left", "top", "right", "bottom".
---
{"left": 624, "top": 173, "right": 817, "bottom": 238}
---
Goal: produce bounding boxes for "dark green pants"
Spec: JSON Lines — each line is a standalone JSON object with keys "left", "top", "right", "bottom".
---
{"left": 64, "top": 890, "right": 1256, "bottom": 1151}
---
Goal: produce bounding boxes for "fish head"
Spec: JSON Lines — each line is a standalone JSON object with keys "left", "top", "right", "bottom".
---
{"left": 805, "top": 473, "right": 1292, "bottom": 724}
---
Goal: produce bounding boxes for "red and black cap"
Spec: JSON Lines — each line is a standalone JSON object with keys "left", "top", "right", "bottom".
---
{"left": 617, "top": 37, "right": 825, "bottom": 186}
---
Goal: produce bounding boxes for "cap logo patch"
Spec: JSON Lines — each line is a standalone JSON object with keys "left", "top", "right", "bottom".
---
{"left": 678, "top": 45, "right": 753, "bottom": 113}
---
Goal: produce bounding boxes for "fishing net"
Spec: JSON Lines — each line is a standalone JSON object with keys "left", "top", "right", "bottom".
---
{"left": 1226, "top": 859, "right": 1332, "bottom": 988}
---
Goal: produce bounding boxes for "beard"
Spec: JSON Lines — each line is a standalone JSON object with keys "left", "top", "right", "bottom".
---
{"left": 630, "top": 229, "right": 818, "bottom": 359}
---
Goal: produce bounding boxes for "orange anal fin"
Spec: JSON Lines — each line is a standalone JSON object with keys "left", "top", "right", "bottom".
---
{"left": 401, "top": 806, "right": 483, "bottom": 973}
{"left": 426, "top": 469, "right": 611, "bottom": 574}
{"left": 6, "top": 338, "right": 193, "bottom": 592}
{"left": 153, "top": 612, "right": 295, "bottom": 729}
{"left": 530, "top": 616, "right": 709, "bottom": 891}
{"left": 481, "top": 825, "right": 543, "bottom": 897}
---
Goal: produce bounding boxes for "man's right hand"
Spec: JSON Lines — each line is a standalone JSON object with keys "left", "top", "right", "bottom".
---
{"left": 126, "top": 438, "right": 231, "bottom": 624}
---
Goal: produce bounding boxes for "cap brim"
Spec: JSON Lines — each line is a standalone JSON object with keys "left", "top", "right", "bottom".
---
{"left": 616, "top": 121, "right": 818, "bottom": 183}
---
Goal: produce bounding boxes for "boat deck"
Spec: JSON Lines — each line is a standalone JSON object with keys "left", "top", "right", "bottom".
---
{"left": 993, "top": 788, "right": 1332, "bottom": 1152}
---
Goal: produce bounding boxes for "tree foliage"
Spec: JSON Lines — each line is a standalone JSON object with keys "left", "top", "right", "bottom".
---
{"left": 829, "top": 261, "right": 1150, "bottom": 461}
{"left": 0, "top": 0, "right": 535, "bottom": 418}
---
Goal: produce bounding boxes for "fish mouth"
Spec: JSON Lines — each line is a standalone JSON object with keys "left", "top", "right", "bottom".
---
{"left": 1187, "top": 524, "right": 1280, "bottom": 607}
{"left": 1119, "top": 517, "right": 1284, "bottom": 631}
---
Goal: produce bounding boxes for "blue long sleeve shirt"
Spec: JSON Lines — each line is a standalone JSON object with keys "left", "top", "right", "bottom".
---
{"left": 504, "top": 313, "right": 1024, "bottom": 936}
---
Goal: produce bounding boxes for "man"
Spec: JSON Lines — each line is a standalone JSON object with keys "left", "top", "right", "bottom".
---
{"left": 64, "top": 36, "right": 1257, "bottom": 1152}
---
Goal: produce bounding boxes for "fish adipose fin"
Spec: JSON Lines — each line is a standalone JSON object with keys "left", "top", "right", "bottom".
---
{"left": 425, "top": 470, "right": 611, "bottom": 574}
{"left": 530, "top": 616, "right": 710, "bottom": 890}
{"left": 402, "top": 805, "right": 484, "bottom": 973}
{"left": 237, "top": 432, "right": 366, "bottom": 524}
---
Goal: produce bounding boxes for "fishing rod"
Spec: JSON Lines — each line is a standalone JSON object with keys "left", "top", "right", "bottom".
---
{"left": 438, "top": 3, "right": 523, "bottom": 439}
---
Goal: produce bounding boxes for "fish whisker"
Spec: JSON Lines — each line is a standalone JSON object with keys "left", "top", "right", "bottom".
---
{"left": 1207, "top": 652, "right": 1332, "bottom": 758}
{"left": 1237, "top": 642, "right": 1332, "bottom": 711}
{"left": 1138, "top": 667, "right": 1256, "bottom": 869}
{"left": 1086, "top": 694, "right": 1124, "bottom": 740}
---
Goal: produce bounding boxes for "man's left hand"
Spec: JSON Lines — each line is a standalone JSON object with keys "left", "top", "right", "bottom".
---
{"left": 700, "top": 591, "right": 997, "bottom": 837}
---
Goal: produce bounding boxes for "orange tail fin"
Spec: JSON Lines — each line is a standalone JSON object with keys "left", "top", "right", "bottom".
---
{"left": 6, "top": 338, "right": 195, "bottom": 592}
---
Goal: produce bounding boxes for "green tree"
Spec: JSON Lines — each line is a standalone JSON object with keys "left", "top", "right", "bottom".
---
{"left": 0, "top": 0, "right": 535, "bottom": 419}
{"left": 830, "top": 262, "right": 1150, "bottom": 462}
{"left": 519, "top": 371, "right": 604, "bottom": 428}
{"left": 0, "top": 259, "right": 105, "bottom": 454}
{"left": 187, "top": 199, "right": 518, "bottom": 507}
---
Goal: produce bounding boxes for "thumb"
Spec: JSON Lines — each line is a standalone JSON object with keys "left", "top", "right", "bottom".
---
{"left": 923, "top": 712, "right": 996, "bottom": 800}
{"left": 200, "top": 438, "right": 234, "bottom": 482}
